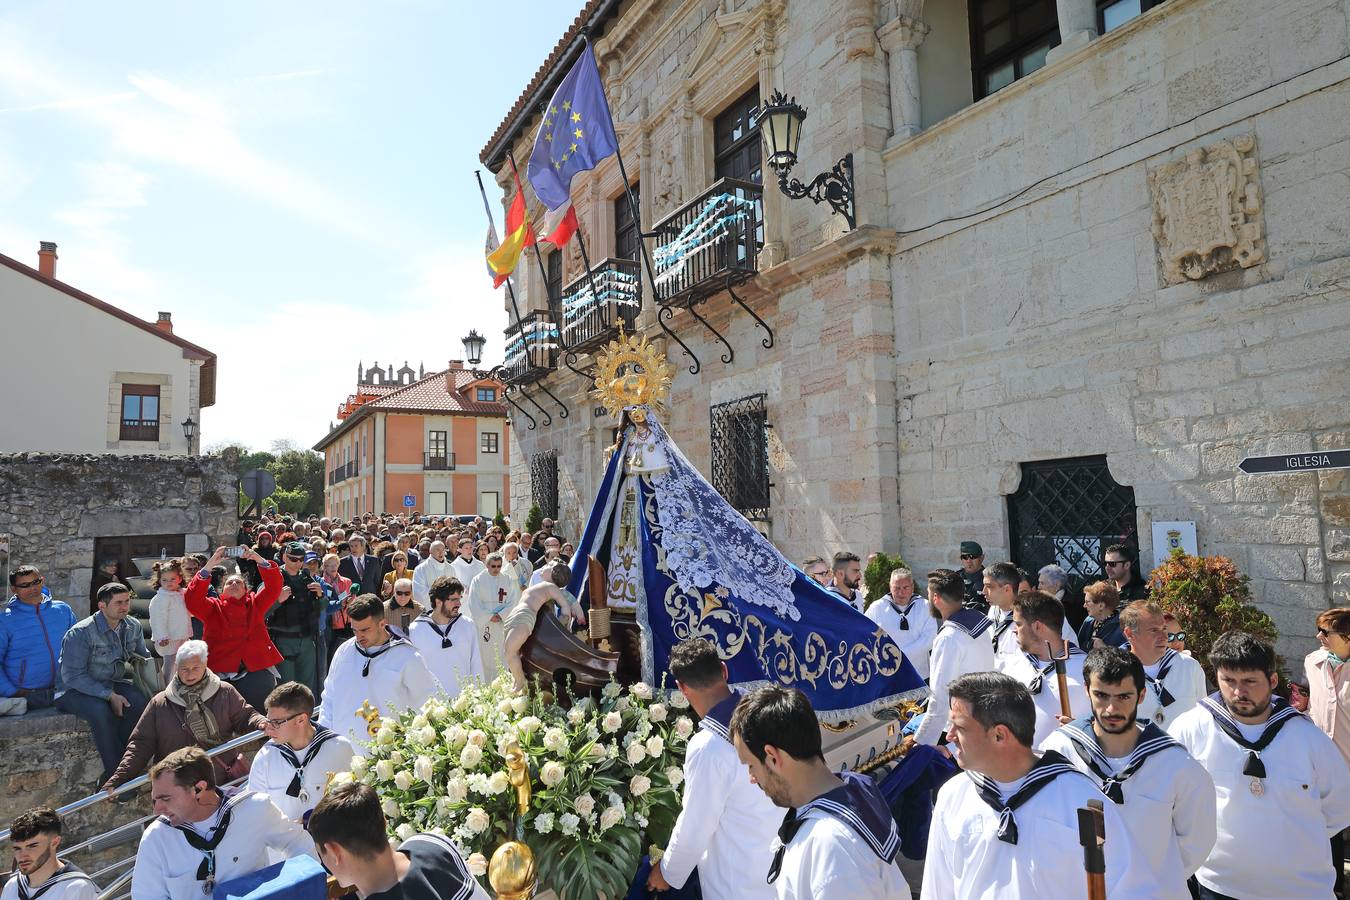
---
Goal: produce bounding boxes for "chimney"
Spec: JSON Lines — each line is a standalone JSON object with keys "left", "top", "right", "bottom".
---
{"left": 448, "top": 359, "right": 464, "bottom": 370}
{"left": 37, "top": 241, "right": 57, "bottom": 279}
{"left": 155, "top": 311, "right": 174, "bottom": 334}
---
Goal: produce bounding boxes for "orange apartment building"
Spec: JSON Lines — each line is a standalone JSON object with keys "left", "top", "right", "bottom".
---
{"left": 313, "top": 361, "right": 510, "bottom": 519}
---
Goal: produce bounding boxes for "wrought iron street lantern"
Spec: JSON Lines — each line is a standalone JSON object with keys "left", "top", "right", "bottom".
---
{"left": 462, "top": 329, "right": 486, "bottom": 367}
{"left": 181, "top": 417, "right": 197, "bottom": 442}
{"left": 759, "top": 90, "right": 856, "bottom": 230}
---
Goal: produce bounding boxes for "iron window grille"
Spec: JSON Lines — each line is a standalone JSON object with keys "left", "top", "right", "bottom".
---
{"left": 710, "top": 393, "right": 771, "bottom": 521}
{"left": 531, "top": 450, "right": 559, "bottom": 521}
{"left": 1007, "top": 455, "right": 1139, "bottom": 593}
{"left": 970, "top": 0, "right": 1060, "bottom": 99}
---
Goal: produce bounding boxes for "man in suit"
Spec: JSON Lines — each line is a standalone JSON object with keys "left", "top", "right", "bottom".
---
{"left": 337, "top": 536, "right": 382, "bottom": 595}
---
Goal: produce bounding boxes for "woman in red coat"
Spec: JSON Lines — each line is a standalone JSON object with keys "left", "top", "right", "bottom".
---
{"left": 184, "top": 545, "right": 283, "bottom": 711}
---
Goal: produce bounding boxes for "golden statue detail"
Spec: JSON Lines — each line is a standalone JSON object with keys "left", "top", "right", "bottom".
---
{"left": 592, "top": 330, "right": 673, "bottom": 421}
{"left": 489, "top": 741, "right": 537, "bottom": 900}
{"left": 356, "top": 701, "right": 381, "bottom": 738}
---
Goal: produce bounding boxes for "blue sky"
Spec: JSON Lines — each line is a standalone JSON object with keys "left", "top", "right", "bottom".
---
{"left": 0, "top": 1, "right": 581, "bottom": 450}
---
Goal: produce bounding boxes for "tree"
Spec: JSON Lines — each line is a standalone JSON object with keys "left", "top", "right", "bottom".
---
{"left": 524, "top": 504, "right": 543, "bottom": 533}
{"left": 221, "top": 442, "right": 324, "bottom": 518}
{"left": 863, "top": 551, "right": 908, "bottom": 611}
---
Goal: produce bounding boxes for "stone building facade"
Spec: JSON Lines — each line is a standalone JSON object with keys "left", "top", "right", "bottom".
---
{"left": 480, "top": 0, "right": 1350, "bottom": 656}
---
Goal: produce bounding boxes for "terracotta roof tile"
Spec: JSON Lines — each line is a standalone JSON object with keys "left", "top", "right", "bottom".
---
{"left": 314, "top": 368, "right": 506, "bottom": 451}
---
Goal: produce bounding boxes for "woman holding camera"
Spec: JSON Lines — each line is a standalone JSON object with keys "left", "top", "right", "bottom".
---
{"left": 183, "top": 546, "right": 283, "bottom": 711}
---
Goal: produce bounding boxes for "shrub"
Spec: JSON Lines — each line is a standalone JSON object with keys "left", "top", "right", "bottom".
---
{"left": 1148, "top": 550, "right": 1277, "bottom": 682}
{"left": 863, "top": 551, "right": 908, "bottom": 611}
{"left": 524, "top": 504, "right": 544, "bottom": 534}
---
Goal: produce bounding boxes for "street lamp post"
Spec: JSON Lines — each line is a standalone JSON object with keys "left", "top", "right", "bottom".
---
{"left": 181, "top": 417, "right": 197, "bottom": 453}
{"left": 462, "top": 329, "right": 486, "bottom": 368}
{"left": 759, "top": 90, "right": 856, "bottom": 230}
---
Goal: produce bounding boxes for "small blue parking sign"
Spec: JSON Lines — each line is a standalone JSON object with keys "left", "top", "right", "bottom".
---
{"left": 403, "top": 494, "right": 416, "bottom": 508}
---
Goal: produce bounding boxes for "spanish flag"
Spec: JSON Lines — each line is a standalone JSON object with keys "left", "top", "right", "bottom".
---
{"left": 487, "top": 163, "right": 534, "bottom": 288}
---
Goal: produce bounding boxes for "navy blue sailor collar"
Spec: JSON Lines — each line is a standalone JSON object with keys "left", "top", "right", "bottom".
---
{"left": 943, "top": 607, "right": 992, "bottom": 639}
{"left": 699, "top": 690, "right": 742, "bottom": 744}
{"left": 792, "top": 770, "right": 900, "bottom": 864}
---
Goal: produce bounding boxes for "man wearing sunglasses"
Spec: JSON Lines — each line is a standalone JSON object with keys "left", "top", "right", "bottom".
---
{"left": 1, "top": 566, "right": 76, "bottom": 712}
{"left": 1104, "top": 544, "right": 1150, "bottom": 603}
{"left": 957, "top": 541, "right": 988, "bottom": 612}
{"left": 248, "top": 681, "right": 354, "bottom": 823}
{"left": 272, "top": 542, "right": 324, "bottom": 695}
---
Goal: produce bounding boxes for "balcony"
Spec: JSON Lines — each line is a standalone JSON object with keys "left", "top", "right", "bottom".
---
{"left": 424, "top": 452, "right": 456, "bottom": 471}
{"left": 651, "top": 177, "right": 762, "bottom": 306}
{"left": 559, "top": 257, "right": 640, "bottom": 354}
{"left": 499, "top": 311, "right": 558, "bottom": 386}
{"left": 328, "top": 461, "right": 356, "bottom": 485}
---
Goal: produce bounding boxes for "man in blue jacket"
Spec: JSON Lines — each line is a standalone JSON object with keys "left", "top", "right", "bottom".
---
{"left": 0, "top": 566, "right": 76, "bottom": 710}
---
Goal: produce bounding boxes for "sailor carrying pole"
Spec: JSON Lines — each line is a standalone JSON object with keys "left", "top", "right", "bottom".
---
{"left": 1077, "top": 798, "right": 1106, "bottom": 900}
{"left": 1049, "top": 640, "right": 1073, "bottom": 719}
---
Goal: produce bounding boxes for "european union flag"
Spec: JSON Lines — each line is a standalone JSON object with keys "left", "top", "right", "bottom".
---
{"left": 526, "top": 43, "right": 619, "bottom": 211}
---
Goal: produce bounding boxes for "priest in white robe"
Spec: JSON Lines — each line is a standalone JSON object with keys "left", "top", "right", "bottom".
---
{"left": 449, "top": 538, "right": 486, "bottom": 591}
{"left": 921, "top": 672, "right": 1156, "bottom": 899}
{"left": 317, "top": 595, "right": 440, "bottom": 745}
{"left": 1120, "top": 600, "right": 1207, "bottom": 730}
{"left": 410, "top": 540, "right": 456, "bottom": 608}
{"left": 465, "top": 553, "right": 519, "bottom": 681}
{"left": 409, "top": 574, "right": 483, "bottom": 698}
{"left": 247, "top": 681, "right": 355, "bottom": 823}
{"left": 865, "top": 568, "right": 937, "bottom": 680}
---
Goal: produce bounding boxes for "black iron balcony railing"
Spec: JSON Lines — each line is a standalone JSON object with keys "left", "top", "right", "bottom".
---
{"left": 329, "top": 461, "right": 356, "bottom": 485}
{"left": 424, "top": 452, "right": 456, "bottom": 471}
{"left": 559, "top": 256, "right": 640, "bottom": 354}
{"left": 499, "top": 311, "right": 558, "bottom": 386}
{"left": 651, "top": 177, "right": 763, "bottom": 306}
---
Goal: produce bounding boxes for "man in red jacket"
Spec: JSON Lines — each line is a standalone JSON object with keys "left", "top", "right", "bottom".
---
{"left": 184, "top": 546, "right": 283, "bottom": 711}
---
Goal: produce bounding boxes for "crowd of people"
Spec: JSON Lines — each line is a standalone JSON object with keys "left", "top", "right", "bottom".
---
{"left": 6, "top": 520, "right": 1350, "bottom": 899}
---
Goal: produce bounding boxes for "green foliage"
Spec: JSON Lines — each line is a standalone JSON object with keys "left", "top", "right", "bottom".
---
{"left": 524, "top": 504, "right": 544, "bottom": 534}
{"left": 863, "top": 551, "right": 908, "bottom": 610}
{"left": 270, "top": 486, "right": 311, "bottom": 516}
{"left": 494, "top": 511, "right": 508, "bottom": 532}
{"left": 218, "top": 442, "right": 324, "bottom": 517}
{"left": 1148, "top": 550, "right": 1277, "bottom": 682}
{"left": 535, "top": 825, "right": 643, "bottom": 900}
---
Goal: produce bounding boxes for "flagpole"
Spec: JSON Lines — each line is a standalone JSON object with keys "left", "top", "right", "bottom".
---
{"left": 475, "top": 168, "right": 526, "bottom": 330}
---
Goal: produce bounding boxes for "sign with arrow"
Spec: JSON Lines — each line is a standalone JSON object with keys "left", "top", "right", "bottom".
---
{"left": 1238, "top": 449, "right": 1350, "bottom": 475}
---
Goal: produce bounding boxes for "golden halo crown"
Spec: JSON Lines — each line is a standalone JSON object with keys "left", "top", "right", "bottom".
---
{"left": 591, "top": 330, "right": 673, "bottom": 420}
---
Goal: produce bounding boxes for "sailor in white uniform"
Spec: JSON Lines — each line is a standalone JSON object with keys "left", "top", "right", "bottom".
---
{"left": 983, "top": 562, "right": 1075, "bottom": 672}
{"left": 247, "top": 681, "right": 355, "bottom": 823}
{"left": 1002, "top": 590, "right": 1088, "bottom": 747}
{"left": 865, "top": 568, "right": 937, "bottom": 680}
{"left": 407, "top": 575, "right": 483, "bottom": 699}
{"left": 730, "top": 685, "right": 910, "bottom": 899}
{"left": 1041, "top": 647, "right": 1216, "bottom": 899}
{"left": 1, "top": 807, "right": 96, "bottom": 900}
{"left": 131, "top": 747, "right": 313, "bottom": 899}
{"left": 922, "top": 671, "right": 1156, "bottom": 899}
{"left": 646, "top": 639, "right": 781, "bottom": 899}
{"left": 318, "top": 595, "right": 440, "bottom": 745}
{"left": 1170, "top": 631, "right": 1350, "bottom": 900}
{"left": 913, "top": 570, "right": 995, "bottom": 747}
{"left": 1120, "top": 600, "right": 1207, "bottom": 730}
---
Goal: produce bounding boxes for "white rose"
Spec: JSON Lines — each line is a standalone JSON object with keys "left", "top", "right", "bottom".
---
{"left": 376, "top": 725, "right": 395, "bottom": 746}
{"left": 558, "top": 812, "right": 581, "bottom": 836}
{"left": 648, "top": 703, "right": 668, "bottom": 722}
{"left": 589, "top": 743, "right": 608, "bottom": 760}
{"left": 615, "top": 696, "right": 631, "bottom": 712}
{"left": 411, "top": 713, "right": 429, "bottom": 730}
{"left": 445, "top": 778, "right": 468, "bottom": 804}
{"left": 574, "top": 793, "right": 595, "bottom": 817}
{"left": 510, "top": 695, "right": 530, "bottom": 715}
{"left": 626, "top": 742, "right": 647, "bottom": 765}
{"left": 668, "top": 691, "right": 690, "bottom": 709}
{"left": 390, "top": 750, "right": 405, "bottom": 766}
{"left": 540, "top": 761, "right": 565, "bottom": 787}
{"left": 460, "top": 744, "right": 484, "bottom": 768}
{"left": 381, "top": 798, "right": 400, "bottom": 818}
{"left": 533, "top": 812, "right": 555, "bottom": 834}
{"left": 419, "top": 725, "right": 437, "bottom": 747}
{"left": 394, "top": 770, "right": 413, "bottom": 791}
{"left": 414, "top": 755, "right": 434, "bottom": 783}
{"left": 467, "top": 729, "right": 489, "bottom": 748}
{"left": 466, "top": 853, "right": 488, "bottom": 876}
{"left": 543, "top": 727, "right": 567, "bottom": 753}
{"left": 394, "top": 822, "right": 416, "bottom": 841}
{"left": 487, "top": 771, "right": 510, "bottom": 795}
{"left": 375, "top": 759, "right": 395, "bottom": 782}
{"left": 445, "top": 725, "right": 467, "bottom": 748}
{"left": 497, "top": 699, "right": 514, "bottom": 716}
{"left": 674, "top": 717, "right": 694, "bottom": 739}
{"left": 646, "top": 735, "right": 666, "bottom": 757}
{"left": 452, "top": 694, "right": 472, "bottom": 713}
{"left": 630, "top": 774, "right": 651, "bottom": 796}
{"left": 598, "top": 805, "right": 624, "bottom": 832}
{"left": 602, "top": 711, "right": 623, "bottom": 733}
{"left": 349, "top": 755, "right": 368, "bottom": 777}
{"left": 567, "top": 706, "right": 587, "bottom": 725}
{"left": 465, "top": 807, "right": 491, "bottom": 835}
{"left": 517, "top": 715, "right": 542, "bottom": 736}
{"left": 665, "top": 766, "right": 684, "bottom": 787}
{"left": 630, "top": 682, "right": 653, "bottom": 700}
{"left": 602, "top": 681, "right": 622, "bottom": 699}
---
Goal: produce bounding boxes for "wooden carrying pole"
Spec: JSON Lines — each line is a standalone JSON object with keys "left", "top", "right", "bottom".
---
{"left": 1077, "top": 798, "right": 1106, "bottom": 900}
{"left": 1050, "top": 641, "right": 1073, "bottom": 719}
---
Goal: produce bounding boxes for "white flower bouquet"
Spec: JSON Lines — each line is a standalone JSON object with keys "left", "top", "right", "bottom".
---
{"left": 337, "top": 675, "right": 694, "bottom": 898}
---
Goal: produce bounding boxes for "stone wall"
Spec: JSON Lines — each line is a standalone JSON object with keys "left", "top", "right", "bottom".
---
{"left": 0, "top": 453, "right": 239, "bottom": 611}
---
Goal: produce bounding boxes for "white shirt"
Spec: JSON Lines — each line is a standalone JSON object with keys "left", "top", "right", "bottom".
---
{"left": 1170, "top": 703, "right": 1350, "bottom": 899}
{"left": 913, "top": 616, "right": 996, "bottom": 746}
{"left": 1004, "top": 650, "right": 1090, "bottom": 748}
{"left": 465, "top": 571, "right": 518, "bottom": 680}
{"left": 131, "top": 790, "right": 314, "bottom": 899}
{"left": 149, "top": 588, "right": 193, "bottom": 643}
{"left": 826, "top": 585, "right": 866, "bottom": 614}
{"left": 449, "top": 556, "right": 486, "bottom": 589}
{"left": 661, "top": 720, "right": 781, "bottom": 899}
{"left": 921, "top": 764, "right": 1155, "bottom": 899}
{"left": 410, "top": 555, "right": 456, "bottom": 607}
{"left": 408, "top": 614, "right": 484, "bottom": 699}
{"left": 529, "top": 556, "right": 565, "bottom": 585}
{"left": 1, "top": 865, "right": 97, "bottom": 900}
{"left": 247, "top": 730, "right": 356, "bottom": 822}
{"left": 773, "top": 809, "right": 909, "bottom": 899}
{"left": 318, "top": 635, "right": 440, "bottom": 745}
{"left": 1041, "top": 728, "right": 1216, "bottom": 899}
{"left": 1134, "top": 649, "right": 1207, "bottom": 731}
{"left": 987, "top": 608, "right": 1077, "bottom": 673}
{"left": 866, "top": 593, "right": 937, "bottom": 680}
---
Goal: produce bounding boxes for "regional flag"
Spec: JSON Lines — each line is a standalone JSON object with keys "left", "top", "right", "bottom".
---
{"left": 526, "top": 43, "right": 619, "bottom": 211}
{"left": 487, "top": 166, "right": 534, "bottom": 288}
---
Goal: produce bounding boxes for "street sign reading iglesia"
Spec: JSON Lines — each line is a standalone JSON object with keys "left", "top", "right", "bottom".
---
{"left": 1238, "top": 450, "right": 1350, "bottom": 474}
